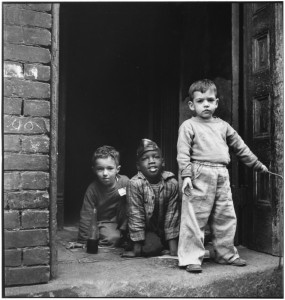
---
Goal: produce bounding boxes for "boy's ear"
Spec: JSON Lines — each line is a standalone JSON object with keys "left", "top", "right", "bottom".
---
{"left": 116, "top": 165, "right": 121, "bottom": 173}
{"left": 188, "top": 101, "right": 195, "bottom": 111}
{"left": 215, "top": 98, "right": 219, "bottom": 107}
{"left": 136, "top": 161, "right": 141, "bottom": 171}
{"left": 162, "top": 158, "right": 165, "bottom": 168}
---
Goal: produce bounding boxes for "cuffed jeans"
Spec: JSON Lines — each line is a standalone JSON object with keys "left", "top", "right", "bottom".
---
{"left": 178, "top": 162, "right": 239, "bottom": 266}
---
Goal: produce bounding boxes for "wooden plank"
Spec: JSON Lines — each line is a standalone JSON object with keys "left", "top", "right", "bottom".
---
{"left": 50, "top": 3, "right": 60, "bottom": 279}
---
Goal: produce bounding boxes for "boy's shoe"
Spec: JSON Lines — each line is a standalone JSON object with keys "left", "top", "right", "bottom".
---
{"left": 186, "top": 264, "right": 202, "bottom": 273}
{"left": 229, "top": 258, "right": 246, "bottom": 266}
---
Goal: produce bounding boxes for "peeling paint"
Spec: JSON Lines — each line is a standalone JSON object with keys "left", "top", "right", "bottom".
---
{"left": 4, "top": 62, "right": 24, "bottom": 78}
{"left": 30, "top": 141, "right": 41, "bottom": 152}
{"left": 27, "top": 66, "right": 38, "bottom": 79}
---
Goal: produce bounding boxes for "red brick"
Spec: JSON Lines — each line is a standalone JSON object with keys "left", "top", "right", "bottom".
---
{"left": 4, "top": 61, "right": 23, "bottom": 78}
{"left": 4, "top": 134, "right": 21, "bottom": 152}
{"left": 5, "top": 266, "right": 50, "bottom": 286}
{"left": 5, "top": 191, "right": 49, "bottom": 209}
{"left": 5, "top": 229, "right": 49, "bottom": 248}
{"left": 4, "top": 44, "right": 51, "bottom": 63}
{"left": 4, "top": 116, "right": 48, "bottom": 134}
{"left": 4, "top": 25, "right": 51, "bottom": 46}
{"left": 4, "top": 7, "right": 51, "bottom": 28}
{"left": 23, "top": 247, "right": 50, "bottom": 265}
{"left": 4, "top": 78, "right": 50, "bottom": 98}
{"left": 23, "top": 100, "right": 50, "bottom": 117}
{"left": 4, "top": 172, "right": 21, "bottom": 190}
{"left": 5, "top": 249, "right": 22, "bottom": 267}
{"left": 3, "top": 97, "right": 22, "bottom": 115}
{"left": 22, "top": 210, "right": 49, "bottom": 229}
{"left": 4, "top": 210, "right": 20, "bottom": 229}
{"left": 4, "top": 153, "right": 49, "bottom": 170}
{"left": 21, "top": 135, "right": 50, "bottom": 153}
{"left": 24, "top": 64, "right": 50, "bottom": 81}
{"left": 21, "top": 171, "right": 49, "bottom": 189}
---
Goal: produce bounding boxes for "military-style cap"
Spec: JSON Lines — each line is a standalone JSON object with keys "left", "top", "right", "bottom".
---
{"left": 137, "top": 138, "right": 160, "bottom": 158}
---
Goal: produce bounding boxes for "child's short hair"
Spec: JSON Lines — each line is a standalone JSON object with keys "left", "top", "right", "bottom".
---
{"left": 92, "top": 145, "right": 120, "bottom": 166}
{"left": 189, "top": 79, "right": 217, "bottom": 101}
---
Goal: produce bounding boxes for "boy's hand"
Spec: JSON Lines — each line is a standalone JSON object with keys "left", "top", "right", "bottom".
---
{"left": 182, "top": 177, "right": 193, "bottom": 195}
{"left": 260, "top": 164, "right": 268, "bottom": 173}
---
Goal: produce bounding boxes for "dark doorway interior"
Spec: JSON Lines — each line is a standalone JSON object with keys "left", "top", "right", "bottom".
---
{"left": 58, "top": 2, "right": 232, "bottom": 227}
{"left": 59, "top": 3, "right": 181, "bottom": 224}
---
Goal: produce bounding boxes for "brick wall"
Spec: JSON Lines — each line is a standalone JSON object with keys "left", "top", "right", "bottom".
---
{"left": 3, "top": 3, "right": 52, "bottom": 286}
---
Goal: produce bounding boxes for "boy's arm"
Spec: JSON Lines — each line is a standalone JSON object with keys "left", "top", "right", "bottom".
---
{"left": 226, "top": 124, "right": 267, "bottom": 172}
{"left": 126, "top": 180, "right": 146, "bottom": 242}
{"left": 164, "top": 180, "right": 180, "bottom": 244}
{"left": 78, "top": 186, "right": 96, "bottom": 243}
{"left": 177, "top": 122, "right": 194, "bottom": 178}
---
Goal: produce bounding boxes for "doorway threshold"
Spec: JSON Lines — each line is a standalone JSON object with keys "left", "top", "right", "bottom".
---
{"left": 5, "top": 226, "right": 283, "bottom": 297}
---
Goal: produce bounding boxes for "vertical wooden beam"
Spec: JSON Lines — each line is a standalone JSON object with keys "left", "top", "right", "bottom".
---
{"left": 231, "top": 3, "right": 240, "bottom": 187}
{"left": 232, "top": 3, "right": 239, "bottom": 131}
{"left": 50, "top": 3, "right": 60, "bottom": 279}
{"left": 231, "top": 3, "right": 242, "bottom": 244}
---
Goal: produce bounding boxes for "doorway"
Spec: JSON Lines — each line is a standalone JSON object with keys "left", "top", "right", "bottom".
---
{"left": 58, "top": 3, "right": 181, "bottom": 226}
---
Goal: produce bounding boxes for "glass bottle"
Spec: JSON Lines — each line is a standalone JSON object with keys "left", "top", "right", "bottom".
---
{"left": 86, "top": 208, "right": 99, "bottom": 254}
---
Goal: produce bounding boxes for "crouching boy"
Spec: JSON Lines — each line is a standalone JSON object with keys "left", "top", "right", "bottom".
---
{"left": 78, "top": 145, "right": 129, "bottom": 247}
{"left": 124, "top": 139, "right": 179, "bottom": 257}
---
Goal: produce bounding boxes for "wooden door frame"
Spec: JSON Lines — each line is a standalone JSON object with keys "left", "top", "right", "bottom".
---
{"left": 50, "top": 3, "right": 60, "bottom": 279}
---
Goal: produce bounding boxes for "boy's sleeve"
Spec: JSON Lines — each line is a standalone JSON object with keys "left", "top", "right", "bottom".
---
{"left": 77, "top": 186, "right": 96, "bottom": 243}
{"left": 226, "top": 123, "right": 264, "bottom": 171}
{"left": 164, "top": 179, "right": 180, "bottom": 241}
{"left": 177, "top": 121, "right": 194, "bottom": 178}
{"left": 126, "top": 179, "right": 146, "bottom": 242}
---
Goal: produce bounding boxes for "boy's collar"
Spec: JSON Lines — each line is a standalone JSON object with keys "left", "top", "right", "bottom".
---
{"left": 137, "top": 170, "right": 175, "bottom": 181}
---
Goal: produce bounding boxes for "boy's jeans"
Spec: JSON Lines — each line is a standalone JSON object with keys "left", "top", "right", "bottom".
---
{"left": 178, "top": 161, "right": 239, "bottom": 266}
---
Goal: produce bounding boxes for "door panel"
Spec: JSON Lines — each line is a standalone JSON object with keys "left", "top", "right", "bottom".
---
{"left": 243, "top": 3, "right": 282, "bottom": 254}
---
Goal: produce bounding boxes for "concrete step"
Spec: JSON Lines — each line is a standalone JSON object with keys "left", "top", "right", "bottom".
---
{"left": 5, "top": 245, "right": 283, "bottom": 297}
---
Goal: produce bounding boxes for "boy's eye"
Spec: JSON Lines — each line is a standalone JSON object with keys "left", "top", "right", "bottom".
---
{"left": 107, "top": 167, "right": 114, "bottom": 170}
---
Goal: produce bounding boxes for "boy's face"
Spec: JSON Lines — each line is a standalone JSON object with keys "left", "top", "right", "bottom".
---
{"left": 93, "top": 156, "right": 120, "bottom": 187}
{"left": 137, "top": 150, "right": 164, "bottom": 183}
{"left": 189, "top": 88, "right": 219, "bottom": 119}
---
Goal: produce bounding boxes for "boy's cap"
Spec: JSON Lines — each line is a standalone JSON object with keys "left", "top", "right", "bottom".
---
{"left": 137, "top": 139, "right": 160, "bottom": 158}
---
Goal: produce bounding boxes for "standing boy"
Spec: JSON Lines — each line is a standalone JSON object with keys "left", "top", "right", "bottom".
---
{"left": 124, "top": 139, "right": 179, "bottom": 257}
{"left": 78, "top": 145, "right": 129, "bottom": 247}
{"left": 177, "top": 79, "right": 268, "bottom": 273}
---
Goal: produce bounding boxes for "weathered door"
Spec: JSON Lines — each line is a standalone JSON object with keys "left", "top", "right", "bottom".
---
{"left": 242, "top": 3, "right": 283, "bottom": 255}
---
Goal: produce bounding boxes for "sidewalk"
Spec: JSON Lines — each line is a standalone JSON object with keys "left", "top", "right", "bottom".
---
{"left": 5, "top": 226, "right": 283, "bottom": 298}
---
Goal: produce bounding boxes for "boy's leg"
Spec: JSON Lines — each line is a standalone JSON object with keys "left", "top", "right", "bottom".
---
{"left": 98, "top": 222, "right": 121, "bottom": 247}
{"left": 209, "top": 167, "right": 240, "bottom": 264}
{"left": 178, "top": 165, "right": 216, "bottom": 266}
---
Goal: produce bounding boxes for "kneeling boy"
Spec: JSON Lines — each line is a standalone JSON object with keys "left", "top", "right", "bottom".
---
{"left": 78, "top": 145, "right": 129, "bottom": 247}
{"left": 125, "top": 139, "right": 179, "bottom": 257}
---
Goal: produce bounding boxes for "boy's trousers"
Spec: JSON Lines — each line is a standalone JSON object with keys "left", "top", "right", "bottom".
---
{"left": 178, "top": 161, "right": 239, "bottom": 266}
